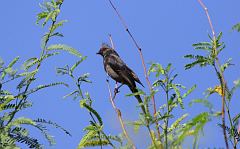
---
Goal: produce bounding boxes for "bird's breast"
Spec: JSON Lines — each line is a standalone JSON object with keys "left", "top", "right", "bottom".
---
{"left": 105, "top": 64, "right": 122, "bottom": 83}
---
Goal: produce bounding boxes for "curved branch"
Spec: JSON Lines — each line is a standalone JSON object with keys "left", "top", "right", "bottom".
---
{"left": 107, "top": 0, "right": 161, "bottom": 141}
{"left": 106, "top": 79, "right": 136, "bottom": 149}
{"left": 197, "top": 1, "right": 229, "bottom": 148}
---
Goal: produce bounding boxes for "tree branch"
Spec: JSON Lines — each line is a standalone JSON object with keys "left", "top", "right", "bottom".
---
{"left": 197, "top": 1, "right": 229, "bottom": 148}
{"left": 107, "top": 0, "right": 161, "bottom": 141}
{"left": 106, "top": 79, "right": 136, "bottom": 149}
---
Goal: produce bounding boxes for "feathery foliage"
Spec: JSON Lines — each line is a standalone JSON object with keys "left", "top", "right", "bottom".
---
{"left": 0, "top": 0, "right": 77, "bottom": 148}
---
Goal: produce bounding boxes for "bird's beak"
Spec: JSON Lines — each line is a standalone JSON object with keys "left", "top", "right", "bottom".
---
{"left": 96, "top": 52, "right": 100, "bottom": 55}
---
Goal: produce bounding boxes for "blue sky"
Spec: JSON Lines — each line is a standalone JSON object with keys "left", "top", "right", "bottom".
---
{"left": 1, "top": 0, "right": 240, "bottom": 148}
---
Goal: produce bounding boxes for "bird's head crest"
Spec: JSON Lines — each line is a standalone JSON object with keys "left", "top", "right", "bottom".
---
{"left": 97, "top": 43, "right": 115, "bottom": 56}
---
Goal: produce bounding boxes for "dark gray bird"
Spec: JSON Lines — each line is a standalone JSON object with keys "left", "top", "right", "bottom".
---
{"left": 97, "top": 44, "right": 146, "bottom": 114}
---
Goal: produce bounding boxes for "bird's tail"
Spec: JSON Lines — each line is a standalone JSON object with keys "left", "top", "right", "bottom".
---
{"left": 130, "top": 87, "right": 147, "bottom": 115}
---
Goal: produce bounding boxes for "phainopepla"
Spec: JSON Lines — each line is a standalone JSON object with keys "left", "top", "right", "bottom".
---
{"left": 97, "top": 44, "right": 146, "bottom": 114}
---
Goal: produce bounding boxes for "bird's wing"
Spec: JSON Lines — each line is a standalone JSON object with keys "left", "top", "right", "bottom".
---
{"left": 126, "top": 67, "right": 144, "bottom": 87}
{"left": 106, "top": 54, "right": 135, "bottom": 87}
{"left": 107, "top": 54, "right": 144, "bottom": 87}
{"left": 106, "top": 54, "right": 126, "bottom": 72}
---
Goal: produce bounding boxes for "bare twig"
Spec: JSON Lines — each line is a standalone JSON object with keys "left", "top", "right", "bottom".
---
{"left": 107, "top": 34, "right": 159, "bottom": 148}
{"left": 106, "top": 80, "right": 136, "bottom": 149}
{"left": 197, "top": 0, "right": 229, "bottom": 148}
{"left": 108, "top": 34, "right": 116, "bottom": 50}
{"left": 107, "top": 0, "right": 161, "bottom": 141}
{"left": 107, "top": 35, "right": 135, "bottom": 148}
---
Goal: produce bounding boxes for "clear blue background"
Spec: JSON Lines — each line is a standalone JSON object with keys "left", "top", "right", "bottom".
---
{"left": 1, "top": 0, "right": 240, "bottom": 148}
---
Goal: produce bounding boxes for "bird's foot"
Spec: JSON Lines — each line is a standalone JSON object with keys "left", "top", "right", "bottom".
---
{"left": 114, "top": 88, "right": 120, "bottom": 94}
{"left": 114, "top": 83, "right": 123, "bottom": 94}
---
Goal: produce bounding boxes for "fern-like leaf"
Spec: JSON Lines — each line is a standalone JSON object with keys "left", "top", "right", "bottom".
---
{"left": 78, "top": 129, "right": 97, "bottom": 149}
{"left": 26, "top": 82, "right": 68, "bottom": 95}
{"left": 47, "top": 44, "right": 82, "bottom": 58}
{"left": 232, "top": 23, "right": 240, "bottom": 32}
{"left": 70, "top": 57, "right": 87, "bottom": 73}
{"left": 9, "top": 132, "right": 41, "bottom": 149}
{"left": 80, "top": 101, "right": 103, "bottom": 125}
{"left": 34, "top": 118, "right": 71, "bottom": 136}
{"left": 22, "top": 58, "right": 38, "bottom": 71}
{"left": 168, "top": 114, "right": 188, "bottom": 132}
{"left": 182, "top": 85, "right": 196, "bottom": 99}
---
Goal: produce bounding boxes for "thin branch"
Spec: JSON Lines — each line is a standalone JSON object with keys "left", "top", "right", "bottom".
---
{"left": 197, "top": 0, "right": 229, "bottom": 148}
{"left": 107, "top": 0, "right": 161, "bottom": 140}
{"left": 107, "top": 35, "right": 158, "bottom": 148}
{"left": 106, "top": 79, "right": 136, "bottom": 149}
{"left": 106, "top": 35, "right": 135, "bottom": 148}
{"left": 197, "top": 0, "right": 216, "bottom": 39}
{"left": 108, "top": 34, "right": 115, "bottom": 50}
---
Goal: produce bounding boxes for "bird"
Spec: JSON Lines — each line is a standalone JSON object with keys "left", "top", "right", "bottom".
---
{"left": 97, "top": 44, "right": 147, "bottom": 114}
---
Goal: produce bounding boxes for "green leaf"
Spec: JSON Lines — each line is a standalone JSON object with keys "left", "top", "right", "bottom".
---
{"left": 47, "top": 44, "right": 82, "bottom": 58}
{"left": 42, "top": 11, "right": 55, "bottom": 26}
{"left": 166, "top": 63, "right": 172, "bottom": 73}
{"left": 36, "top": 11, "right": 48, "bottom": 24}
{"left": 78, "top": 140, "right": 109, "bottom": 148}
{"left": 17, "top": 69, "right": 38, "bottom": 77}
{"left": 34, "top": 123, "right": 55, "bottom": 145}
{"left": 148, "top": 63, "right": 164, "bottom": 77}
{"left": 126, "top": 120, "right": 144, "bottom": 134}
{"left": 185, "top": 54, "right": 214, "bottom": 68}
{"left": 232, "top": 23, "right": 240, "bottom": 32}
{"left": 56, "top": 0, "right": 64, "bottom": 5}
{"left": 51, "top": 9, "right": 60, "bottom": 22}
{"left": 34, "top": 118, "right": 71, "bottom": 136}
{"left": 233, "top": 113, "right": 240, "bottom": 123}
{"left": 182, "top": 84, "right": 196, "bottom": 99}
{"left": 216, "top": 32, "right": 223, "bottom": 42}
{"left": 80, "top": 100, "right": 103, "bottom": 125}
{"left": 42, "top": 9, "right": 60, "bottom": 27}
{"left": 50, "top": 32, "right": 64, "bottom": 37}
{"left": 192, "top": 42, "right": 212, "bottom": 51}
{"left": 6, "top": 117, "right": 36, "bottom": 131}
{"left": 70, "top": 57, "right": 87, "bottom": 73}
{"left": 175, "top": 112, "right": 210, "bottom": 145}
{"left": 125, "top": 89, "right": 145, "bottom": 97}
{"left": 172, "top": 84, "right": 184, "bottom": 109}
{"left": 156, "top": 114, "right": 174, "bottom": 122}
{"left": 56, "top": 67, "right": 69, "bottom": 75}
{"left": 230, "top": 79, "right": 240, "bottom": 97}
{"left": 26, "top": 82, "right": 68, "bottom": 95}
{"left": 0, "top": 95, "right": 15, "bottom": 111}
{"left": 169, "top": 74, "right": 178, "bottom": 84}
{"left": 0, "top": 57, "right": 4, "bottom": 67}
{"left": 51, "top": 20, "right": 67, "bottom": 33}
{"left": 184, "top": 57, "right": 209, "bottom": 69}
{"left": 193, "top": 42, "right": 211, "bottom": 46}
{"left": 41, "top": 33, "right": 50, "bottom": 49}
{"left": 152, "top": 80, "right": 162, "bottom": 87}
{"left": 1, "top": 57, "right": 19, "bottom": 79}
{"left": 78, "top": 73, "right": 91, "bottom": 83}
{"left": 78, "top": 129, "right": 98, "bottom": 149}
{"left": 216, "top": 44, "right": 225, "bottom": 55}
{"left": 63, "top": 90, "right": 79, "bottom": 99}
{"left": 168, "top": 113, "right": 188, "bottom": 132}
{"left": 3, "top": 67, "right": 17, "bottom": 78}
{"left": 189, "top": 99, "right": 213, "bottom": 111}
{"left": 212, "top": 111, "right": 222, "bottom": 117}
{"left": 184, "top": 54, "right": 195, "bottom": 59}
{"left": 42, "top": 52, "right": 60, "bottom": 60}
{"left": 22, "top": 57, "right": 38, "bottom": 71}
{"left": 8, "top": 56, "right": 20, "bottom": 68}
{"left": 220, "top": 58, "right": 233, "bottom": 73}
